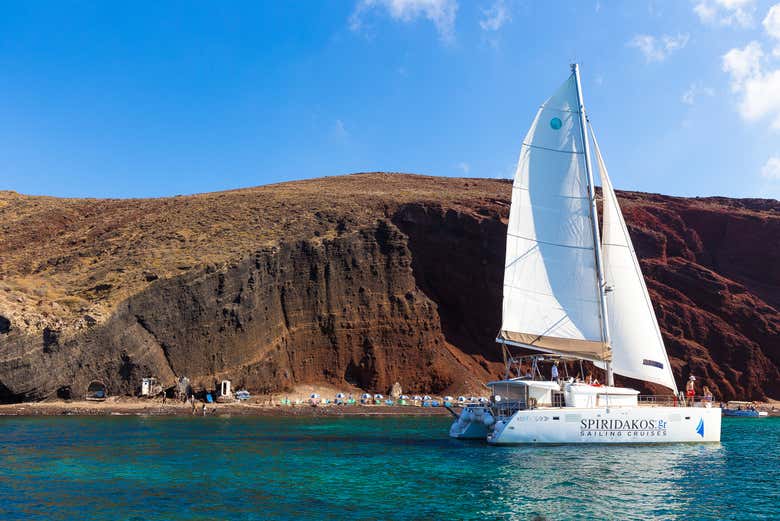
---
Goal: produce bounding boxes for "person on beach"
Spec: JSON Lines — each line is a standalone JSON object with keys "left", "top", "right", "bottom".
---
{"left": 686, "top": 376, "right": 696, "bottom": 405}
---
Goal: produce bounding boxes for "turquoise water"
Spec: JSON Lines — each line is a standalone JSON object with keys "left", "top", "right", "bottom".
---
{"left": 0, "top": 416, "right": 777, "bottom": 520}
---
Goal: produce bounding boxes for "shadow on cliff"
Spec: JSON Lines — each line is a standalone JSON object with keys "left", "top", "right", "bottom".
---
{"left": 391, "top": 202, "right": 508, "bottom": 373}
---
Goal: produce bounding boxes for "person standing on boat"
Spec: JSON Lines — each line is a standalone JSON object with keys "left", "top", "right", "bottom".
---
{"left": 551, "top": 361, "right": 559, "bottom": 382}
{"left": 686, "top": 376, "right": 696, "bottom": 405}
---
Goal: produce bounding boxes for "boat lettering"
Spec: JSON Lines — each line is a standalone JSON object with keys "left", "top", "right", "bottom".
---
{"left": 579, "top": 418, "right": 668, "bottom": 438}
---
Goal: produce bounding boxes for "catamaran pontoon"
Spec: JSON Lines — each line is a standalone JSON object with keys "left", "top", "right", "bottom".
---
{"left": 449, "top": 64, "right": 721, "bottom": 444}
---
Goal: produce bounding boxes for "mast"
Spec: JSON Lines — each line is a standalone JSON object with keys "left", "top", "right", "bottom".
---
{"left": 571, "top": 63, "right": 614, "bottom": 386}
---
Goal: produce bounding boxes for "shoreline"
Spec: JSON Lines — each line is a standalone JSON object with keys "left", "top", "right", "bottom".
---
{"left": 0, "top": 399, "right": 453, "bottom": 418}
{"left": 1, "top": 399, "right": 778, "bottom": 418}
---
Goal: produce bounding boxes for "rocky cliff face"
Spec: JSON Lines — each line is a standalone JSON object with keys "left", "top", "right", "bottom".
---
{"left": 0, "top": 174, "right": 778, "bottom": 401}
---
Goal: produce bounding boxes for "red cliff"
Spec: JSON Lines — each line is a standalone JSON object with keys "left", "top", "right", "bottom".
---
{"left": 0, "top": 174, "right": 777, "bottom": 401}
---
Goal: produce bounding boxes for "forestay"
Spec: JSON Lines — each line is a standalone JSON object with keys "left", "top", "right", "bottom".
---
{"left": 498, "top": 74, "right": 607, "bottom": 362}
{"left": 590, "top": 125, "right": 678, "bottom": 392}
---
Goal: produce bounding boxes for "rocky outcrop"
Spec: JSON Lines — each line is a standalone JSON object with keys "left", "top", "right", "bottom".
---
{"left": 0, "top": 174, "right": 777, "bottom": 401}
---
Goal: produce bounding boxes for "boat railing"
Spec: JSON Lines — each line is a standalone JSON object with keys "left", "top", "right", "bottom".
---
{"left": 638, "top": 395, "right": 715, "bottom": 407}
{"left": 638, "top": 395, "right": 679, "bottom": 407}
{"left": 493, "top": 399, "right": 529, "bottom": 418}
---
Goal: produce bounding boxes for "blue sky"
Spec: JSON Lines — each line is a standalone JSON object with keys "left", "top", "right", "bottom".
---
{"left": 2, "top": 0, "right": 779, "bottom": 199}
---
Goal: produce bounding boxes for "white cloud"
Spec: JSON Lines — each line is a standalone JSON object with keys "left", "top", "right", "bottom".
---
{"left": 350, "top": 0, "right": 458, "bottom": 43}
{"left": 628, "top": 33, "right": 690, "bottom": 62}
{"left": 763, "top": 3, "right": 780, "bottom": 39}
{"left": 761, "top": 156, "right": 780, "bottom": 179}
{"left": 681, "top": 83, "right": 715, "bottom": 104}
{"left": 693, "top": 0, "right": 756, "bottom": 27}
{"left": 457, "top": 162, "right": 470, "bottom": 174}
{"left": 479, "top": 0, "right": 510, "bottom": 32}
{"left": 722, "top": 42, "right": 780, "bottom": 129}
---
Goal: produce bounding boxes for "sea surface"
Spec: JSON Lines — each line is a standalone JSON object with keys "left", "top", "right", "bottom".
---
{"left": 0, "top": 415, "right": 777, "bottom": 520}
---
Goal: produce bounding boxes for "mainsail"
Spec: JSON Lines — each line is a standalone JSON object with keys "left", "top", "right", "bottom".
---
{"left": 498, "top": 73, "right": 608, "bottom": 362}
{"left": 590, "top": 125, "right": 678, "bottom": 392}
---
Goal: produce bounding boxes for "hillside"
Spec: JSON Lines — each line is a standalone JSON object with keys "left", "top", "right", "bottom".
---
{"left": 0, "top": 173, "right": 778, "bottom": 401}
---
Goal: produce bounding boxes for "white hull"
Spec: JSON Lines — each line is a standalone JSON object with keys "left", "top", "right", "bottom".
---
{"left": 487, "top": 406, "right": 721, "bottom": 444}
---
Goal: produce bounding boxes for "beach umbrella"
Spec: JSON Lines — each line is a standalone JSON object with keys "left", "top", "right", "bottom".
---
{"left": 399, "top": 395, "right": 409, "bottom": 400}
{"left": 423, "top": 395, "right": 432, "bottom": 401}
{"left": 310, "top": 393, "right": 320, "bottom": 399}
{"left": 336, "top": 393, "right": 345, "bottom": 399}
{"left": 373, "top": 394, "right": 383, "bottom": 399}
{"left": 444, "top": 396, "right": 453, "bottom": 402}
{"left": 361, "top": 393, "right": 371, "bottom": 400}
{"left": 478, "top": 397, "right": 489, "bottom": 403}
{"left": 458, "top": 396, "right": 466, "bottom": 402}
{"left": 413, "top": 395, "right": 422, "bottom": 401}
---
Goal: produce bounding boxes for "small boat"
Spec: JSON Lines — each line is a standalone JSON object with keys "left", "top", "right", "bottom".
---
{"left": 722, "top": 402, "right": 769, "bottom": 417}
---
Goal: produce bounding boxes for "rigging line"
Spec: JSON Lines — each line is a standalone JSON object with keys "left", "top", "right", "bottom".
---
{"left": 506, "top": 232, "right": 594, "bottom": 250}
{"left": 521, "top": 142, "right": 584, "bottom": 155}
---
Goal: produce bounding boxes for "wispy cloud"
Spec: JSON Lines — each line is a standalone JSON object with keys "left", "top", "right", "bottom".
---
{"left": 693, "top": 0, "right": 756, "bottom": 28}
{"left": 722, "top": 41, "right": 780, "bottom": 129}
{"left": 332, "top": 119, "right": 349, "bottom": 141}
{"left": 628, "top": 33, "right": 689, "bottom": 62}
{"left": 456, "top": 162, "right": 470, "bottom": 174}
{"left": 350, "top": 0, "right": 459, "bottom": 43}
{"left": 681, "top": 83, "right": 715, "bottom": 105}
{"left": 479, "top": 0, "right": 510, "bottom": 32}
{"left": 761, "top": 156, "right": 780, "bottom": 179}
{"left": 765, "top": 3, "right": 780, "bottom": 38}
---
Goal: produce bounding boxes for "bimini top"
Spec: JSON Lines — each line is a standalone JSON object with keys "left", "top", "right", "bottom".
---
{"left": 486, "top": 379, "right": 561, "bottom": 391}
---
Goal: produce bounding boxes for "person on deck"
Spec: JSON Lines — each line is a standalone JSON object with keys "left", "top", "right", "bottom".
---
{"left": 703, "top": 386, "right": 713, "bottom": 403}
{"left": 551, "top": 361, "right": 559, "bottom": 382}
{"left": 686, "top": 376, "right": 696, "bottom": 405}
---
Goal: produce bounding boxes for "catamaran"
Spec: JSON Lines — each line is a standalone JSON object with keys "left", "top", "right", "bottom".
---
{"left": 449, "top": 64, "right": 721, "bottom": 444}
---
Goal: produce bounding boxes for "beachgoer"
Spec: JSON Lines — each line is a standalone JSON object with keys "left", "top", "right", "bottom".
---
{"left": 551, "top": 361, "right": 559, "bottom": 382}
{"left": 686, "top": 376, "right": 696, "bottom": 405}
{"left": 201, "top": 403, "right": 206, "bottom": 416}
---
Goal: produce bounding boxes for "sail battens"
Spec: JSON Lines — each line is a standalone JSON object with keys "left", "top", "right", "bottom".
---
{"left": 511, "top": 185, "right": 590, "bottom": 203}
{"left": 505, "top": 232, "right": 594, "bottom": 251}
{"left": 521, "top": 142, "right": 585, "bottom": 155}
{"left": 503, "top": 283, "right": 600, "bottom": 302}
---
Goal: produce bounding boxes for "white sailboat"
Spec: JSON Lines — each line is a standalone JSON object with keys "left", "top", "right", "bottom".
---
{"left": 449, "top": 64, "right": 721, "bottom": 444}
